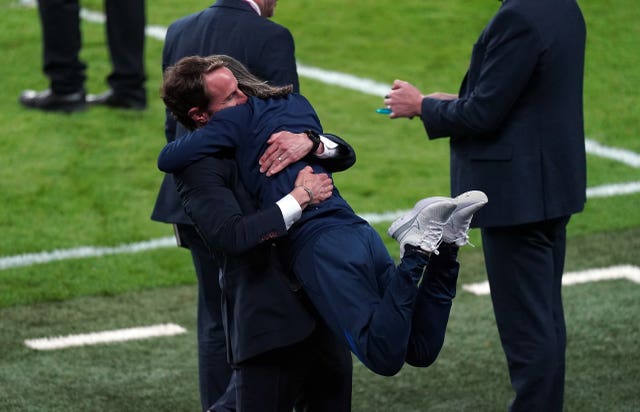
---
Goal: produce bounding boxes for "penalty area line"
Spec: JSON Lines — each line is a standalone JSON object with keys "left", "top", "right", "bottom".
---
{"left": 24, "top": 323, "right": 187, "bottom": 351}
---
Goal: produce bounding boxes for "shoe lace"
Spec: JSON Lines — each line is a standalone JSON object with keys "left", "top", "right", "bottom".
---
{"left": 419, "top": 219, "right": 447, "bottom": 255}
{"left": 455, "top": 231, "right": 476, "bottom": 247}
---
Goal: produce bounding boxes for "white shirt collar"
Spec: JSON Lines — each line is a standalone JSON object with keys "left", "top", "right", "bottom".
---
{"left": 243, "top": 0, "right": 261, "bottom": 15}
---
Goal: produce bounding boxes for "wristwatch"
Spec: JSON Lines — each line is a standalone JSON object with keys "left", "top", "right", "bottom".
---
{"left": 304, "top": 130, "right": 321, "bottom": 153}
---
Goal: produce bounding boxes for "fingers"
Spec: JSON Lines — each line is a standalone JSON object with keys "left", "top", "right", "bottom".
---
{"left": 260, "top": 131, "right": 311, "bottom": 175}
{"left": 301, "top": 172, "right": 333, "bottom": 204}
{"left": 261, "top": 146, "right": 292, "bottom": 176}
{"left": 311, "top": 181, "right": 334, "bottom": 203}
{"left": 259, "top": 144, "right": 279, "bottom": 173}
{"left": 265, "top": 155, "right": 293, "bottom": 177}
{"left": 294, "top": 168, "right": 333, "bottom": 203}
{"left": 294, "top": 165, "right": 314, "bottom": 186}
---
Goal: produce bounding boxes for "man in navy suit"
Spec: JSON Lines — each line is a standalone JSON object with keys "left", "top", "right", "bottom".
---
{"left": 384, "top": 0, "right": 587, "bottom": 410}
{"left": 150, "top": 1, "right": 352, "bottom": 410}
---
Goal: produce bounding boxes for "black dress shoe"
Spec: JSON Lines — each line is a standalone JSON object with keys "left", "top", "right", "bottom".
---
{"left": 87, "top": 89, "right": 147, "bottom": 110}
{"left": 19, "top": 89, "right": 87, "bottom": 113}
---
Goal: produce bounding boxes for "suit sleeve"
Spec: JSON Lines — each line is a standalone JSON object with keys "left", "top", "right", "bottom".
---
{"left": 311, "top": 133, "right": 356, "bottom": 172}
{"left": 421, "top": 9, "right": 541, "bottom": 138}
{"left": 174, "top": 156, "right": 287, "bottom": 256}
{"left": 158, "top": 108, "right": 247, "bottom": 172}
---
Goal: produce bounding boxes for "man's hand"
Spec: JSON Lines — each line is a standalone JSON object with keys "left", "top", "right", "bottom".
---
{"left": 259, "top": 131, "right": 313, "bottom": 177}
{"left": 384, "top": 80, "right": 458, "bottom": 119}
{"left": 290, "top": 166, "right": 333, "bottom": 208}
{"left": 383, "top": 80, "right": 425, "bottom": 119}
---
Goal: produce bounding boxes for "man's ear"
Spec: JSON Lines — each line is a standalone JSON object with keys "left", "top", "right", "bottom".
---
{"left": 188, "top": 107, "right": 209, "bottom": 127}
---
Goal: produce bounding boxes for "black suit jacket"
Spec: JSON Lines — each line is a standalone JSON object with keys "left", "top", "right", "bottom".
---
{"left": 421, "top": 0, "right": 587, "bottom": 228}
{"left": 152, "top": 0, "right": 300, "bottom": 225}
{"left": 175, "top": 155, "right": 312, "bottom": 363}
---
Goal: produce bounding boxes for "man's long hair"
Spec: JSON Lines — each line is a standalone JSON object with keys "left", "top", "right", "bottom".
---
{"left": 161, "top": 54, "right": 293, "bottom": 130}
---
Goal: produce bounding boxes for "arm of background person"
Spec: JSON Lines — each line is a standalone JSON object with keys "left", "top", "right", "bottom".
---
{"left": 174, "top": 156, "right": 332, "bottom": 256}
{"left": 384, "top": 9, "right": 540, "bottom": 139}
{"left": 419, "top": 9, "right": 540, "bottom": 139}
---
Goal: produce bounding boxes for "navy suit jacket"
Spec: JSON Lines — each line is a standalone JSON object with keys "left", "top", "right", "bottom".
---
{"left": 421, "top": 0, "right": 587, "bottom": 228}
{"left": 152, "top": 0, "right": 300, "bottom": 225}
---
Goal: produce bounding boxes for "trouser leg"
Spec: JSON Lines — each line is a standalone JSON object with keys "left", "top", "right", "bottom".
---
{"left": 235, "top": 340, "right": 311, "bottom": 412}
{"left": 104, "top": 0, "right": 146, "bottom": 100}
{"left": 405, "top": 242, "right": 459, "bottom": 367}
{"left": 36, "top": 0, "right": 85, "bottom": 93}
{"left": 482, "top": 216, "right": 569, "bottom": 412}
{"left": 293, "top": 224, "right": 429, "bottom": 376}
{"left": 177, "top": 224, "right": 232, "bottom": 412}
{"left": 294, "top": 321, "right": 352, "bottom": 412}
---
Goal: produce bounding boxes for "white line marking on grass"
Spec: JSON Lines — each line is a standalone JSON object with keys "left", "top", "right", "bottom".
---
{"left": 587, "top": 181, "right": 640, "bottom": 198}
{"left": 2, "top": 176, "right": 640, "bottom": 271}
{"left": 297, "top": 64, "right": 389, "bottom": 96}
{"left": 24, "top": 323, "right": 187, "bottom": 351}
{"left": 462, "top": 264, "right": 640, "bottom": 296}
{"left": 359, "top": 210, "right": 406, "bottom": 224}
{"left": 0, "top": 237, "right": 176, "bottom": 270}
{"left": 586, "top": 139, "right": 640, "bottom": 168}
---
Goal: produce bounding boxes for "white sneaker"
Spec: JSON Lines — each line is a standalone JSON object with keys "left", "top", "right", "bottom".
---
{"left": 442, "top": 190, "right": 488, "bottom": 246}
{"left": 388, "top": 198, "right": 457, "bottom": 257}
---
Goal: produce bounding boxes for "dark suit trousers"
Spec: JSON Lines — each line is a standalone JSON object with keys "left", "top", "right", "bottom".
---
{"left": 36, "top": 0, "right": 145, "bottom": 96}
{"left": 293, "top": 223, "right": 458, "bottom": 376}
{"left": 482, "top": 216, "right": 570, "bottom": 412}
{"left": 178, "top": 224, "right": 233, "bottom": 412}
{"left": 103, "top": 0, "right": 146, "bottom": 99}
{"left": 233, "top": 324, "right": 352, "bottom": 412}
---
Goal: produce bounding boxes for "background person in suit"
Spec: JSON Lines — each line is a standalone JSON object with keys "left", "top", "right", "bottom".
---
{"left": 384, "top": 0, "right": 587, "bottom": 410}
{"left": 151, "top": 2, "right": 353, "bottom": 409}
{"left": 19, "top": 0, "right": 147, "bottom": 112}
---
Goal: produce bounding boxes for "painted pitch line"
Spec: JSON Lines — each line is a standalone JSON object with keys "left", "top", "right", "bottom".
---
{"left": 0, "top": 237, "right": 176, "bottom": 270}
{"left": 462, "top": 264, "right": 640, "bottom": 296}
{"left": 585, "top": 139, "right": 640, "bottom": 168}
{"left": 586, "top": 181, "right": 640, "bottom": 198}
{"left": 24, "top": 323, "right": 187, "bottom": 351}
{"left": 1, "top": 177, "right": 639, "bottom": 271}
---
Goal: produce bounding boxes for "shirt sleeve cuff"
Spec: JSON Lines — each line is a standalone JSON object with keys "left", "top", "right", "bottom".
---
{"left": 315, "top": 135, "right": 338, "bottom": 159}
{"left": 276, "top": 194, "right": 303, "bottom": 230}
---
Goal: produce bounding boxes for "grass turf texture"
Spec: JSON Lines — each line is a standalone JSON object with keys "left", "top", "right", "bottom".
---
{"left": 0, "top": 0, "right": 639, "bottom": 410}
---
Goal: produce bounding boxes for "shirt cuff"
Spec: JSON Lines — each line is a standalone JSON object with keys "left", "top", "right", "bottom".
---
{"left": 315, "top": 135, "right": 338, "bottom": 159}
{"left": 276, "top": 194, "right": 303, "bottom": 230}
